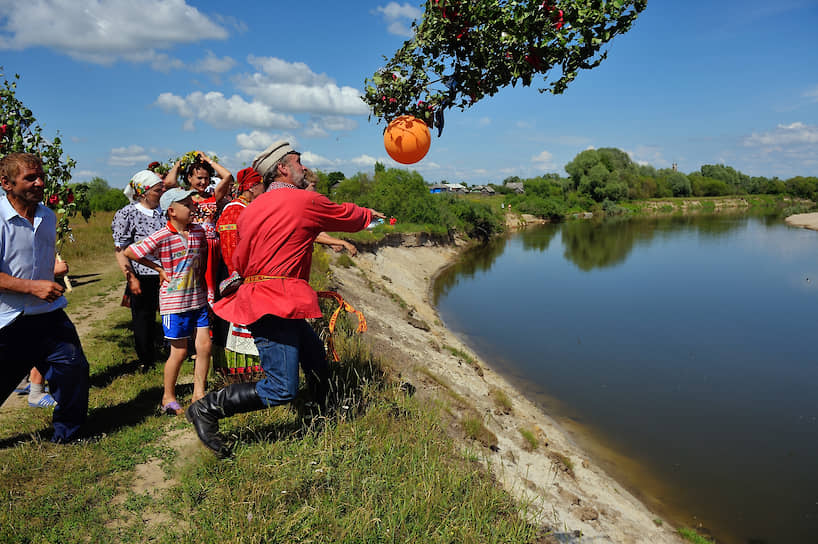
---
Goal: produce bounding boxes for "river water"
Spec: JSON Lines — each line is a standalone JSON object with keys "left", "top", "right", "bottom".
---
{"left": 433, "top": 214, "right": 818, "bottom": 544}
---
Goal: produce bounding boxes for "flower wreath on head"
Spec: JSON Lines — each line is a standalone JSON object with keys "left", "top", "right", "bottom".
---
{"left": 155, "top": 151, "right": 220, "bottom": 190}
{"left": 179, "top": 151, "right": 219, "bottom": 190}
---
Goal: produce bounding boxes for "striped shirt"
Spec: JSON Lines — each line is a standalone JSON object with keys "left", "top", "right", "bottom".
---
{"left": 128, "top": 222, "right": 207, "bottom": 315}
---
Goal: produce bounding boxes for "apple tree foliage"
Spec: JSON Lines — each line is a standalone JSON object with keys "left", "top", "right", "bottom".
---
{"left": 364, "top": 0, "right": 647, "bottom": 131}
{"left": 0, "top": 70, "right": 89, "bottom": 248}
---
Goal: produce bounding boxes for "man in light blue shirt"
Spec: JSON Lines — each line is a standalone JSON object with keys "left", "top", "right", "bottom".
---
{"left": 0, "top": 152, "right": 89, "bottom": 443}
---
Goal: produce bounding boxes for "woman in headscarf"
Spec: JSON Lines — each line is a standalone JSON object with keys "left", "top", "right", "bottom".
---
{"left": 212, "top": 167, "right": 266, "bottom": 380}
{"left": 112, "top": 170, "right": 166, "bottom": 370}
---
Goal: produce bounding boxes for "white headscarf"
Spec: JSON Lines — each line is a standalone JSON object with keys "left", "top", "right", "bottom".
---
{"left": 123, "top": 170, "right": 162, "bottom": 203}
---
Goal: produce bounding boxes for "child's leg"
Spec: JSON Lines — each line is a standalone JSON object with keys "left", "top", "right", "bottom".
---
{"left": 28, "top": 367, "right": 52, "bottom": 406}
{"left": 192, "top": 326, "right": 211, "bottom": 402}
{"left": 30, "top": 367, "right": 44, "bottom": 385}
{"left": 163, "top": 339, "right": 188, "bottom": 406}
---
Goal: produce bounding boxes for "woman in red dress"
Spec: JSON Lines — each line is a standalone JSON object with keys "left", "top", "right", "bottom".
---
{"left": 213, "top": 168, "right": 266, "bottom": 379}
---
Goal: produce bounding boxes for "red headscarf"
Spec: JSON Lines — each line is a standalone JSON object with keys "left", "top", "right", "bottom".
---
{"left": 237, "top": 167, "right": 262, "bottom": 193}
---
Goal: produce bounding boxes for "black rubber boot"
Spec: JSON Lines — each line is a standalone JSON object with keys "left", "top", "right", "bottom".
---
{"left": 185, "top": 382, "right": 266, "bottom": 457}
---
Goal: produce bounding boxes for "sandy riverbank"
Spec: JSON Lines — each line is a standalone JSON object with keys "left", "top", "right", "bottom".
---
{"left": 785, "top": 212, "right": 818, "bottom": 231}
{"left": 329, "top": 235, "right": 685, "bottom": 543}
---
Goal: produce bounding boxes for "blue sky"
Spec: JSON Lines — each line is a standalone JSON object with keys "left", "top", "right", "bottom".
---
{"left": 1, "top": 0, "right": 816, "bottom": 188}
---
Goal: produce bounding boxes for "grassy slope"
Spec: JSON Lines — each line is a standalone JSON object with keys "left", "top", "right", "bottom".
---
{"left": 0, "top": 212, "right": 543, "bottom": 544}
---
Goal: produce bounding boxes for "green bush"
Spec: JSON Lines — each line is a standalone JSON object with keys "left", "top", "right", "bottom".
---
{"left": 89, "top": 189, "right": 129, "bottom": 211}
{"left": 438, "top": 195, "right": 501, "bottom": 241}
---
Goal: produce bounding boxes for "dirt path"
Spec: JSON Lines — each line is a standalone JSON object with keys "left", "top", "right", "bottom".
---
{"left": 1, "top": 259, "right": 122, "bottom": 414}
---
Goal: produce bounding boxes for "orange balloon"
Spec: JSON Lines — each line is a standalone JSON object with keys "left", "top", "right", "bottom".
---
{"left": 384, "top": 115, "right": 431, "bottom": 164}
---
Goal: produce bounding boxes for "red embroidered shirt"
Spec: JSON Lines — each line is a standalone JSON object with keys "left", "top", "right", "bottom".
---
{"left": 212, "top": 185, "right": 371, "bottom": 325}
{"left": 215, "top": 198, "right": 248, "bottom": 276}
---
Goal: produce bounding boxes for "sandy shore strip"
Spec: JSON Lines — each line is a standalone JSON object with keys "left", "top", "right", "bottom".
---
{"left": 785, "top": 212, "right": 818, "bottom": 231}
{"left": 331, "top": 237, "right": 685, "bottom": 543}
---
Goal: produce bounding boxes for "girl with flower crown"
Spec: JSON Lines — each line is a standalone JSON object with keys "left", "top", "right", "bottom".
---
{"left": 165, "top": 151, "right": 233, "bottom": 305}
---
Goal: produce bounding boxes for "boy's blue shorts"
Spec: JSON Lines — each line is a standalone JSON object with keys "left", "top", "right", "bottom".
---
{"left": 162, "top": 307, "right": 209, "bottom": 340}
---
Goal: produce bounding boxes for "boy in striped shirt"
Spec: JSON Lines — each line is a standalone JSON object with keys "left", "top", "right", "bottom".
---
{"left": 124, "top": 188, "right": 211, "bottom": 415}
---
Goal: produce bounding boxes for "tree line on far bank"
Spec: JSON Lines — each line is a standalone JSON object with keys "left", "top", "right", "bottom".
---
{"left": 75, "top": 146, "right": 816, "bottom": 243}
{"left": 492, "top": 147, "right": 817, "bottom": 220}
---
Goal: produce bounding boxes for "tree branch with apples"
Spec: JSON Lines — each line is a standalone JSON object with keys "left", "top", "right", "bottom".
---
{"left": 363, "top": 0, "right": 647, "bottom": 133}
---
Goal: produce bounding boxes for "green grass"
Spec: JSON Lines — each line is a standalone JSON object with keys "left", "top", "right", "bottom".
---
{"left": 0, "top": 213, "right": 544, "bottom": 543}
{"left": 550, "top": 452, "right": 575, "bottom": 478}
{"left": 462, "top": 414, "right": 499, "bottom": 449}
{"left": 490, "top": 387, "right": 513, "bottom": 413}
{"left": 443, "top": 344, "right": 482, "bottom": 376}
{"left": 335, "top": 252, "right": 355, "bottom": 268}
{"left": 518, "top": 428, "right": 538, "bottom": 451}
{"left": 678, "top": 527, "right": 714, "bottom": 543}
{"left": 333, "top": 221, "right": 450, "bottom": 244}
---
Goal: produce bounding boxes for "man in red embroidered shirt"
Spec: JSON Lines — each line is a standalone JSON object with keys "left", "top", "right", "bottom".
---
{"left": 186, "top": 141, "right": 384, "bottom": 457}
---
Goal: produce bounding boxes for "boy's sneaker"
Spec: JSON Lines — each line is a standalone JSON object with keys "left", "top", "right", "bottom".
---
{"left": 29, "top": 393, "right": 57, "bottom": 408}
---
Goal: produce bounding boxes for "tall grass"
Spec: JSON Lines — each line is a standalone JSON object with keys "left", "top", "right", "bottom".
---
{"left": 0, "top": 212, "right": 544, "bottom": 543}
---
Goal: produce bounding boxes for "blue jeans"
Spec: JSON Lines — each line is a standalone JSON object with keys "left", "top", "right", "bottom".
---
{"left": 0, "top": 310, "right": 90, "bottom": 442}
{"left": 248, "top": 315, "right": 328, "bottom": 407}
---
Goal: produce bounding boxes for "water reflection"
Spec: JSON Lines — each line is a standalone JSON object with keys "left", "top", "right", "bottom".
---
{"left": 435, "top": 215, "right": 758, "bottom": 301}
{"left": 433, "top": 235, "right": 507, "bottom": 299}
{"left": 434, "top": 213, "right": 818, "bottom": 544}
{"left": 518, "top": 223, "right": 559, "bottom": 251}
{"left": 560, "top": 215, "right": 759, "bottom": 271}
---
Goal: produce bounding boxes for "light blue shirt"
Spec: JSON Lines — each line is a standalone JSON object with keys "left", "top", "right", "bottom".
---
{"left": 0, "top": 196, "right": 66, "bottom": 329}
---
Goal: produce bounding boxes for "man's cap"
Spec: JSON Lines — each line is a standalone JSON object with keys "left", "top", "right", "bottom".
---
{"left": 252, "top": 141, "right": 299, "bottom": 178}
{"left": 160, "top": 187, "right": 196, "bottom": 211}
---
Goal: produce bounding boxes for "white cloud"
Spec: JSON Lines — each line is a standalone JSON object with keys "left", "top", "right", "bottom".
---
{"left": 246, "top": 55, "right": 333, "bottom": 86}
{"left": 155, "top": 91, "right": 300, "bottom": 130}
{"left": 376, "top": 2, "right": 422, "bottom": 20}
{"left": 803, "top": 85, "right": 818, "bottom": 103}
{"left": 190, "top": 51, "right": 236, "bottom": 74}
{"left": 385, "top": 21, "right": 411, "bottom": 36}
{"left": 233, "top": 131, "right": 298, "bottom": 165}
{"left": 302, "top": 116, "right": 359, "bottom": 138}
{"left": 236, "top": 130, "right": 287, "bottom": 151}
{"left": 741, "top": 122, "right": 818, "bottom": 177}
{"left": 375, "top": 3, "right": 421, "bottom": 37}
{"left": 531, "top": 150, "right": 555, "bottom": 168}
{"left": 234, "top": 148, "right": 260, "bottom": 165}
{"left": 478, "top": 117, "right": 492, "bottom": 127}
{"left": 319, "top": 116, "right": 359, "bottom": 132}
{"left": 0, "top": 0, "right": 227, "bottom": 65}
{"left": 73, "top": 170, "right": 99, "bottom": 181}
{"left": 235, "top": 56, "right": 369, "bottom": 116}
{"left": 349, "top": 154, "right": 379, "bottom": 167}
{"left": 744, "top": 122, "right": 818, "bottom": 147}
{"left": 303, "top": 123, "right": 329, "bottom": 138}
{"left": 301, "top": 151, "right": 337, "bottom": 168}
{"left": 627, "top": 145, "right": 670, "bottom": 168}
{"left": 109, "top": 145, "right": 150, "bottom": 166}
{"left": 134, "top": 51, "right": 186, "bottom": 73}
